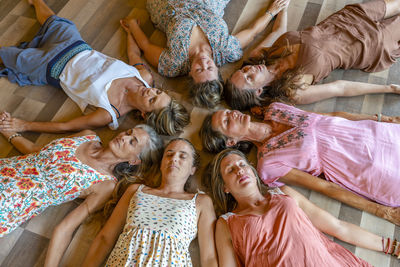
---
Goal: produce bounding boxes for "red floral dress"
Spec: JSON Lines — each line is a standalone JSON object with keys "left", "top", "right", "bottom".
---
{"left": 0, "top": 135, "right": 116, "bottom": 237}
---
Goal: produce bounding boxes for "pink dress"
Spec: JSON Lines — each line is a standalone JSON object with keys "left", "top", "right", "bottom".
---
{"left": 221, "top": 191, "right": 372, "bottom": 266}
{"left": 256, "top": 102, "right": 400, "bottom": 207}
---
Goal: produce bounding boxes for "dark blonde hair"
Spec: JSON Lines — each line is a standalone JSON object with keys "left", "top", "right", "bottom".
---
{"left": 205, "top": 149, "right": 266, "bottom": 216}
{"left": 146, "top": 98, "right": 190, "bottom": 136}
{"left": 225, "top": 42, "right": 306, "bottom": 110}
{"left": 189, "top": 71, "right": 224, "bottom": 109}
{"left": 200, "top": 114, "right": 253, "bottom": 154}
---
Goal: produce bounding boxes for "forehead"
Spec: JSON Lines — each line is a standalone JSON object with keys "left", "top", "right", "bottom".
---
{"left": 165, "top": 140, "right": 193, "bottom": 154}
{"left": 132, "top": 128, "right": 150, "bottom": 144}
{"left": 192, "top": 69, "right": 219, "bottom": 83}
{"left": 221, "top": 153, "right": 244, "bottom": 167}
{"left": 230, "top": 70, "right": 247, "bottom": 89}
{"left": 155, "top": 91, "right": 171, "bottom": 109}
{"left": 211, "top": 110, "right": 226, "bottom": 130}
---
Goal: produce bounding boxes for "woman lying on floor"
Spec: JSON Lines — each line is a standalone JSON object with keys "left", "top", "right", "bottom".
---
{"left": 224, "top": 0, "right": 400, "bottom": 110}
{"left": 201, "top": 102, "right": 400, "bottom": 225}
{"left": 0, "top": 122, "right": 163, "bottom": 267}
{"left": 0, "top": 0, "right": 189, "bottom": 136}
{"left": 207, "top": 149, "right": 400, "bottom": 266}
{"left": 124, "top": 0, "right": 290, "bottom": 108}
{"left": 82, "top": 138, "right": 217, "bottom": 266}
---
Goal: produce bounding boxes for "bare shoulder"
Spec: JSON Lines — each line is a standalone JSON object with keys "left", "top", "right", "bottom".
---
{"left": 196, "top": 193, "right": 214, "bottom": 208}
{"left": 216, "top": 217, "right": 229, "bottom": 230}
{"left": 91, "top": 180, "right": 116, "bottom": 195}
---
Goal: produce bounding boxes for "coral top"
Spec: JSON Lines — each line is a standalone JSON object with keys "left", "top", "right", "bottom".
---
{"left": 256, "top": 102, "right": 400, "bottom": 207}
{"left": 221, "top": 192, "right": 372, "bottom": 266}
{"left": 270, "top": 0, "right": 400, "bottom": 83}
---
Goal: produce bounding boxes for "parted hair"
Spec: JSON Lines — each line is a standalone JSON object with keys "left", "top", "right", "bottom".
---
{"left": 146, "top": 98, "right": 190, "bottom": 136}
{"left": 200, "top": 114, "right": 253, "bottom": 154}
{"left": 205, "top": 149, "right": 266, "bottom": 216}
{"left": 189, "top": 71, "right": 224, "bottom": 109}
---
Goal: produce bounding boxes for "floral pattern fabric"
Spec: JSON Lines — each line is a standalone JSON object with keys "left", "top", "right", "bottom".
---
{"left": 146, "top": 0, "right": 243, "bottom": 77}
{"left": 106, "top": 184, "right": 198, "bottom": 266}
{"left": 0, "top": 135, "right": 115, "bottom": 237}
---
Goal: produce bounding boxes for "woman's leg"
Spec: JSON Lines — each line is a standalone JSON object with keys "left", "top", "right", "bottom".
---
{"left": 384, "top": 0, "right": 400, "bottom": 18}
{"left": 28, "top": 0, "right": 55, "bottom": 25}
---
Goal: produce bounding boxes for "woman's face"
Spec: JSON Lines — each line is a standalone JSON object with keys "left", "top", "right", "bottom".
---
{"left": 189, "top": 53, "right": 219, "bottom": 83}
{"left": 130, "top": 86, "right": 171, "bottom": 113}
{"left": 109, "top": 128, "right": 150, "bottom": 164}
{"left": 230, "top": 64, "right": 273, "bottom": 91}
{"left": 211, "top": 109, "right": 251, "bottom": 140}
{"left": 160, "top": 140, "right": 196, "bottom": 180}
{"left": 220, "top": 153, "right": 258, "bottom": 194}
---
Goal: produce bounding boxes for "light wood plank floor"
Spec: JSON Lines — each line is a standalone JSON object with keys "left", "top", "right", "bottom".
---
{"left": 0, "top": 0, "right": 399, "bottom": 266}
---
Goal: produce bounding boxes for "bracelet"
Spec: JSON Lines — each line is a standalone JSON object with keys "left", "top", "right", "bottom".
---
{"left": 375, "top": 113, "right": 382, "bottom": 122}
{"left": 7, "top": 133, "right": 21, "bottom": 143}
{"left": 266, "top": 10, "right": 274, "bottom": 19}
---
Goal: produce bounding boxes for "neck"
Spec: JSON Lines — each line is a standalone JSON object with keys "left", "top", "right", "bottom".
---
{"left": 157, "top": 176, "right": 187, "bottom": 194}
{"left": 242, "top": 121, "right": 273, "bottom": 144}
{"left": 89, "top": 145, "right": 128, "bottom": 174}
{"left": 234, "top": 189, "right": 266, "bottom": 212}
{"left": 189, "top": 43, "right": 212, "bottom": 59}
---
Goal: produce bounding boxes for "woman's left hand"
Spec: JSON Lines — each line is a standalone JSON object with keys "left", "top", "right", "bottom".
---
{"left": 267, "top": 0, "right": 290, "bottom": 16}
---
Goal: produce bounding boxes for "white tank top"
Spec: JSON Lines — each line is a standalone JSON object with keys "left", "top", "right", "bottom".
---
{"left": 59, "top": 50, "right": 150, "bottom": 129}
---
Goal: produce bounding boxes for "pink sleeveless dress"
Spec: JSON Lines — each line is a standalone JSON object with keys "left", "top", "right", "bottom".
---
{"left": 256, "top": 102, "right": 400, "bottom": 207}
{"left": 221, "top": 192, "right": 372, "bottom": 266}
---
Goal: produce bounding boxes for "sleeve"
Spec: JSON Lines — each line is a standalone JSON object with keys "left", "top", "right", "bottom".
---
{"left": 223, "top": 35, "right": 243, "bottom": 63}
{"left": 257, "top": 155, "right": 292, "bottom": 187}
{"left": 158, "top": 48, "right": 186, "bottom": 77}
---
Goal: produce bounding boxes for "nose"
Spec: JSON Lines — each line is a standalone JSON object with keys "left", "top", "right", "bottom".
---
{"left": 147, "top": 87, "right": 157, "bottom": 96}
{"left": 236, "top": 166, "right": 244, "bottom": 175}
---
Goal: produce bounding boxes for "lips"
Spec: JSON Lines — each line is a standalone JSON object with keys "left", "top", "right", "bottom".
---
{"left": 238, "top": 175, "right": 249, "bottom": 183}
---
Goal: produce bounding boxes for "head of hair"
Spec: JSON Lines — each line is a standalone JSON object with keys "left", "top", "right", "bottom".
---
{"left": 163, "top": 138, "right": 200, "bottom": 192}
{"left": 146, "top": 98, "right": 190, "bottom": 136}
{"left": 206, "top": 149, "right": 266, "bottom": 216}
{"left": 189, "top": 71, "right": 224, "bottom": 109}
{"left": 200, "top": 114, "right": 253, "bottom": 154}
{"left": 104, "top": 124, "right": 163, "bottom": 217}
{"left": 224, "top": 42, "right": 306, "bottom": 111}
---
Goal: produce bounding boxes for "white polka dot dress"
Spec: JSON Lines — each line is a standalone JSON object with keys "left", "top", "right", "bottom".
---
{"left": 106, "top": 184, "right": 198, "bottom": 266}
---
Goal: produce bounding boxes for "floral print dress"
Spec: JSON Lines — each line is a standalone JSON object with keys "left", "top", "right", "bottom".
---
{"left": 106, "top": 184, "right": 198, "bottom": 266}
{"left": 0, "top": 135, "right": 116, "bottom": 237}
{"left": 146, "top": 0, "right": 243, "bottom": 77}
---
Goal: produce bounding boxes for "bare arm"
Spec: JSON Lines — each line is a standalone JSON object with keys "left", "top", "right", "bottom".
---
{"left": 44, "top": 180, "right": 115, "bottom": 267}
{"left": 234, "top": 0, "right": 290, "bottom": 49}
{"left": 317, "top": 111, "right": 400, "bottom": 124}
{"left": 122, "top": 18, "right": 163, "bottom": 70}
{"left": 196, "top": 194, "right": 218, "bottom": 267}
{"left": 215, "top": 218, "right": 238, "bottom": 267}
{"left": 0, "top": 108, "right": 112, "bottom": 134}
{"left": 120, "top": 19, "right": 154, "bottom": 86}
{"left": 249, "top": 6, "right": 288, "bottom": 58}
{"left": 280, "top": 186, "right": 382, "bottom": 251}
{"left": 295, "top": 80, "right": 400, "bottom": 104}
{"left": 281, "top": 169, "right": 400, "bottom": 225}
{"left": 82, "top": 184, "right": 140, "bottom": 267}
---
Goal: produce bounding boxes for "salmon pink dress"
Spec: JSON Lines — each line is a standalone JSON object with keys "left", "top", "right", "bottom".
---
{"left": 221, "top": 191, "right": 372, "bottom": 266}
{"left": 255, "top": 102, "right": 400, "bottom": 207}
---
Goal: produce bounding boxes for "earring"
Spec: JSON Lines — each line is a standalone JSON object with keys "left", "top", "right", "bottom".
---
{"left": 124, "top": 89, "right": 128, "bottom": 94}
{"left": 225, "top": 191, "right": 230, "bottom": 194}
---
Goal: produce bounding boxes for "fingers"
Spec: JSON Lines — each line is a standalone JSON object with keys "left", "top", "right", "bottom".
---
{"left": 269, "top": 0, "right": 290, "bottom": 14}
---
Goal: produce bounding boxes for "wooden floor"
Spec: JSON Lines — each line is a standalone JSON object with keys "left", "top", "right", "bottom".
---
{"left": 0, "top": 0, "right": 399, "bottom": 266}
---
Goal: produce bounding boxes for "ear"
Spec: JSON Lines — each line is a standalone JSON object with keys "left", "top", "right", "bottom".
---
{"left": 226, "top": 138, "right": 237, "bottom": 148}
{"left": 255, "top": 88, "right": 263, "bottom": 96}
{"left": 129, "top": 158, "right": 141, "bottom": 165}
{"left": 190, "top": 167, "right": 196, "bottom": 176}
{"left": 223, "top": 185, "right": 229, "bottom": 194}
{"left": 141, "top": 111, "right": 147, "bottom": 119}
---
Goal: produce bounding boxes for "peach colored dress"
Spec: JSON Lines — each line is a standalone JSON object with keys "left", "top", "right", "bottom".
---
{"left": 270, "top": 0, "right": 400, "bottom": 83}
{"left": 256, "top": 102, "right": 400, "bottom": 207}
{"left": 221, "top": 191, "right": 372, "bottom": 266}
